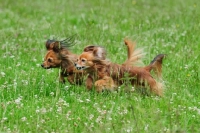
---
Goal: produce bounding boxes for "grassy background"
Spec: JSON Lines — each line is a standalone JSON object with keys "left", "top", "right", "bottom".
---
{"left": 0, "top": 0, "right": 200, "bottom": 132}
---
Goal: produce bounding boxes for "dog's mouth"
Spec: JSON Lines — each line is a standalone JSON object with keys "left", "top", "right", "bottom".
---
{"left": 41, "top": 64, "right": 51, "bottom": 69}
{"left": 76, "top": 66, "right": 85, "bottom": 70}
{"left": 43, "top": 67, "right": 51, "bottom": 69}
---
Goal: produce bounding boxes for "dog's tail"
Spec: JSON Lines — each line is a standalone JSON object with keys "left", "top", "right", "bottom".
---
{"left": 145, "top": 54, "right": 166, "bottom": 79}
{"left": 122, "top": 39, "right": 145, "bottom": 66}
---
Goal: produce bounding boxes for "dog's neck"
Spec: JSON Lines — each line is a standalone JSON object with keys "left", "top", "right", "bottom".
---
{"left": 85, "top": 63, "right": 108, "bottom": 80}
{"left": 58, "top": 49, "right": 78, "bottom": 73}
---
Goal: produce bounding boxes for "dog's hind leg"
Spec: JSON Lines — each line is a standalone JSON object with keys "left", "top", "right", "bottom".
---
{"left": 147, "top": 77, "right": 163, "bottom": 96}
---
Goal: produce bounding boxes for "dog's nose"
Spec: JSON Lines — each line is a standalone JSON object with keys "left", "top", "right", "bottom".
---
{"left": 41, "top": 64, "right": 44, "bottom": 67}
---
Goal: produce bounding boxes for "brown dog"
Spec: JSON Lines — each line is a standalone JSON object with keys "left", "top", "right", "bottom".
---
{"left": 41, "top": 36, "right": 83, "bottom": 84}
{"left": 75, "top": 39, "right": 165, "bottom": 96}
{"left": 74, "top": 40, "right": 144, "bottom": 90}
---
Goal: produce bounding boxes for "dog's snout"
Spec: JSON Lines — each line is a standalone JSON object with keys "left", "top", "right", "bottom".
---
{"left": 41, "top": 64, "right": 44, "bottom": 67}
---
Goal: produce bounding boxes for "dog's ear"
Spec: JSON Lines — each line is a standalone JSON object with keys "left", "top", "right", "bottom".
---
{"left": 45, "top": 39, "right": 55, "bottom": 50}
{"left": 52, "top": 41, "right": 62, "bottom": 52}
{"left": 45, "top": 40, "right": 61, "bottom": 52}
{"left": 83, "top": 45, "right": 107, "bottom": 59}
{"left": 93, "top": 47, "right": 106, "bottom": 60}
{"left": 83, "top": 45, "right": 96, "bottom": 52}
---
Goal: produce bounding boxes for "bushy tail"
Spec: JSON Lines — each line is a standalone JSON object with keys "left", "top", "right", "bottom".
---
{"left": 145, "top": 54, "right": 166, "bottom": 79}
{"left": 122, "top": 39, "right": 145, "bottom": 66}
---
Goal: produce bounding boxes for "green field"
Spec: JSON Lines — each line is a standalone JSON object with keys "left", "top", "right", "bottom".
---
{"left": 1, "top": 0, "right": 200, "bottom": 132}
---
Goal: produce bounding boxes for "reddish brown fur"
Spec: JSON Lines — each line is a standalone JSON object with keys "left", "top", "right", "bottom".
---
{"left": 41, "top": 38, "right": 84, "bottom": 84}
{"left": 74, "top": 47, "right": 108, "bottom": 90}
{"left": 41, "top": 37, "right": 107, "bottom": 85}
{"left": 75, "top": 39, "right": 165, "bottom": 96}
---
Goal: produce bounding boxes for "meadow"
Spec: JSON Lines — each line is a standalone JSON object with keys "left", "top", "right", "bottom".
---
{"left": 0, "top": 0, "right": 200, "bottom": 132}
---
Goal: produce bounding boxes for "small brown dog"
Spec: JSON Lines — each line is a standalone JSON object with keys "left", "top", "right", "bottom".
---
{"left": 75, "top": 39, "right": 165, "bottom": 96}
{"left": 41, "top": 36, "right": 84, "bottom": 84}
{"left": 75, "top": 40, "right": 144, "bottom": 90}
{"left": 41, "top": 36, "right": 107, "bottom": 85}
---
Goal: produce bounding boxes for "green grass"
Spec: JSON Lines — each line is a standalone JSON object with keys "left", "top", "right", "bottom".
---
{"left": 1, "top": 0, "right": 200, "bottom": 132}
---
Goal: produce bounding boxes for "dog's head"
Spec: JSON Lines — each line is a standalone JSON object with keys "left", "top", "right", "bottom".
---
{"left": 41, "top": 36, "right": 75, "bottom": 69}
{"left": 41, "top": 49, "right": 61, "bottom": 69}
{"left": 75, "top": 46, "right": 106, "bottom": 70}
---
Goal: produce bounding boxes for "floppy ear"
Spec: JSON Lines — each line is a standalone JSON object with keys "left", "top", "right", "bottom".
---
{"left": 93, "top": 47, "right": 106, "bottom": 59}
{"left": 45, "top": 40, "right": 61, "bottom": 52}
{"left": 52, "top": 41, "right": 62, "bottom": 52}
{"left": 45, "top": 39, "right": 55, "bottom": 50}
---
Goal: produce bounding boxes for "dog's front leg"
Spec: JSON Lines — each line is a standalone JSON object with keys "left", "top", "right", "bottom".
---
{"left": 59, "top": 73, "right": 66, "bottom": 83}
{"left": 86, "top": 75, "right": 93, "bottom": 90}
{"left": 95, "top": 76, "right": 116, "bottom": 92}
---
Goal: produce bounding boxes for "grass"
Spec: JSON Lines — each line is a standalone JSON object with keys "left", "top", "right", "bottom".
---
{"left": 0, "top": 0, "right": 200, "bottom": 132}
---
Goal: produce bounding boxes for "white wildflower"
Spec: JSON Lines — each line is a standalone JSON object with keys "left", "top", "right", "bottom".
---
{"left": 36, "top": 109, "right": 40, "bottom": 113}
{"left": 126, "top": 129, "right": 130, "bottom": 133}
{"left": 21, "top": 117, "right": 27, "bottom": 121}
{"left": 89, "top": 114, "right": 94, "bottom": 120}
{"left": 95, "top": 116, "right": 102, "bottom": 123}
{"left": 184, "top": 65, "right": 188, "bottom": 69}
{"left": 10, "top": 55, "right": 15, "bottom": 58}
{"left": 41, "top": 108, "right": 47, "bottom": 114}
{"left": 65, "top": 86, "right": 70, "bottom": 90}
{"left": 197, "top": 109, "right": 200, "bottom": 115}
{"left": 33, "top": 58, "right": 37, "bottom": 62}
{"left": 1, "top": 72, "right": 5, "bottom": 77}
{"left": 22, "top": 80, "right": 28, "bottom": 85}
{"left": 63, "top": 102, "right": 69, "bottom": 107}
{"left": 1, "top": 117, "right": 8, "bottom": 123}
{"left": 85, "top": 99, "right": 90, "bottom": 103}
{"left": 14, "top": 97, "right": 22, "bottom": 105}
{"left": 41, "top": 119, "right": 45, "bottom": 123}
{"left": 78, "top": 99, "right": 84, "bottom": 103}
{"left": 50, "top": 92, "right": 54, "bottom": 96}
{"left": 57, "top": 107, "right": 62, "bottom": 113}
{"left": 144, "top": 124, "right": 149, "bottom": 131}
{"left": 16, "top": 63, "right": 21, "bottom": 67}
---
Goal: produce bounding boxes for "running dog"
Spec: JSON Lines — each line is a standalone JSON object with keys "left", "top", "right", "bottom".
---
{"left": 75, "top": 39, "right": 165, "bottom": 96}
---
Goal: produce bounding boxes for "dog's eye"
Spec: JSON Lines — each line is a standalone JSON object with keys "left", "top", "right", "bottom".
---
{"left": 81, "top": 59, "right": 86, "bottom": 62}
{"left": 48, "top": 58, "right": 52, "bottom": 62}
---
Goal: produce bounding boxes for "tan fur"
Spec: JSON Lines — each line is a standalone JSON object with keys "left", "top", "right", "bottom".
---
{"left": 123, "top": 39, "right": 145, "bottom": 66}
{"left": 75, "top": 39, "right": 165, "bottom": 96}
{"left": 94, "top": 76, "right": 116, "bottom": 92}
